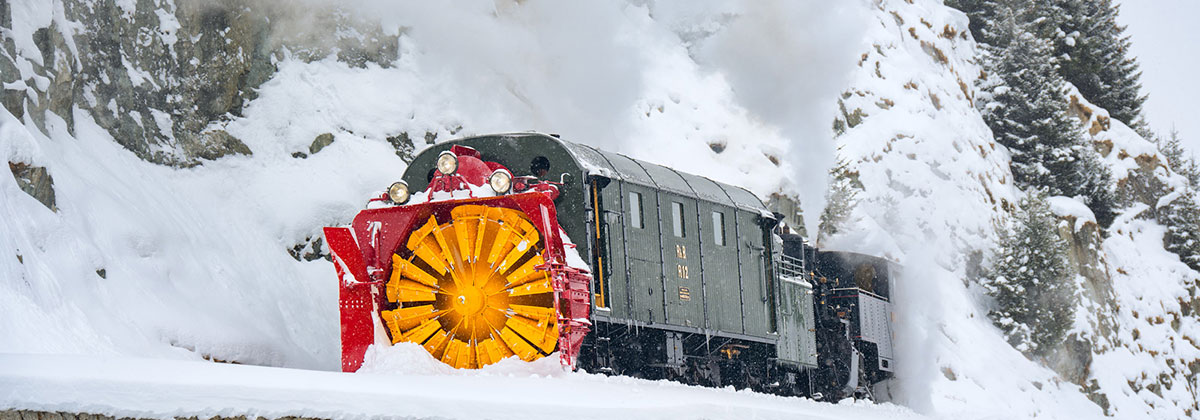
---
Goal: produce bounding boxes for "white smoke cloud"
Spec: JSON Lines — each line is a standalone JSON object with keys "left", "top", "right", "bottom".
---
{"left": 689, "top": 0, "right": 866, "bottom": 238}
{"left": 278, "top": 0, "right": 865, "bottom": 236}
{"left": 344, "top": 0, "right": 648, "bottom": 146}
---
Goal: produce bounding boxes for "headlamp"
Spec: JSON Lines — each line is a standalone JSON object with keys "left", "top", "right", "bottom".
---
{"left": 436, "top": 151, "right": 458, "bottom": 175}
{"left": 489, "top": 169, "right": 513, "bottom": 194}
{"left": 387, "top": 181, "right": 410, "bottom": 204}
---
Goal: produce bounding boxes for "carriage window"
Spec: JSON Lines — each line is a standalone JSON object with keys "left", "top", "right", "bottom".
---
{"left": 712, "top": 211, "right": 726, "bottom": 246}
{"left": 671, "top": 202, "right": 685, "bottom": 237}
{"left": 629, "top": 192, "right": 643, "bottom": 229}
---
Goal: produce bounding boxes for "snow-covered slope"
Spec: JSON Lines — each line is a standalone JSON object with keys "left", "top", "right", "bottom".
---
{"left": 828, "top": 1, "right": 1200, "bottom": 418}
{"left": 826, "top": 1, "right": 1107, "bottom": 418}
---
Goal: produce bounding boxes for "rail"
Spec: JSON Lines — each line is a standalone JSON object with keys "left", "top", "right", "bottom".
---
{"left": 776, "top": 253, "right": 806, "bottom": 282}
{"left": 829, "top": 287, "right": 888, "bottom": 302}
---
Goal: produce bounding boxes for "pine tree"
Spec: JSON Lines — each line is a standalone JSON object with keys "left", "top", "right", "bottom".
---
{"left": 1063, "top": 140, "right": 1117, "bottom": 227}
{"left": 977, "top": 0, "right": 1117, "bottom": 227}
{"left": 1046, "top": 0, "right": 1147, "bottom": 129}
{"left": 947, "top": 0, "right": 1057, "bottom": 49}
{"left": 1157, "top": 129, "right": 1200, "bottom": 186}
{"left": 981, "top": 11, "right": 1073, "bottom": 191}
{"left": 981, "top": 193, "right": 1078, "bottom": 355}
{"left": 1154, "top": 129, "right": 1200, "bottom": 271}
{"left": 949, "top": 0, "right": 1148, "bottom": 129}
{"left": 944, "top": 0, "right": 1000, "bottom": 44}
{"left": 818, "top": 159, "right": 861, "bottom": 241}
{"left": 1159, "top": 189, "right": 1200, "bottom": 272}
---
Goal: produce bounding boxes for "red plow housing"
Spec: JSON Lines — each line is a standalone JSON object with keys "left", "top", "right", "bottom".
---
{"left": 324, "top": 191, "right": 591, "bottom": 372}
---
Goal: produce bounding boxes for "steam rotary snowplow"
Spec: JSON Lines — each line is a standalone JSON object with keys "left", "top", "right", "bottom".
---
{"left": 323, "top": 144, "right": 591, "bottom": 371}
{"left": 323, "top": 133, "right": 896, "bottom": 401}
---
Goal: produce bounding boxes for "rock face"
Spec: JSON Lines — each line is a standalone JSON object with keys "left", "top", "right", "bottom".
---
{"left": 308, "top": 133, "right": 334, "bottom": 155}
{"left": 1, "top": 0, "right": 399, "bottom": 167}
{"left": 1054, "top": 88, "right": 1200, "bottom": 416}
{"left": 1046, "top": 211, "right": 1113, "bottom": 387}
{"left": 8, "top": 162, "right": 57, "bottom": 212}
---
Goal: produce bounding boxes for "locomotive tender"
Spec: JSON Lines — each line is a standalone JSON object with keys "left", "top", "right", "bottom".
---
{"left": 323, "top": 132, "right": 895, "bottom": 399}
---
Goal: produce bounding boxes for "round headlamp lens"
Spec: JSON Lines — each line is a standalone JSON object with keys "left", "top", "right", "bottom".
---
{"left": 387, "top": 181, "right": 410, "bottom": 204}
{"left": 489, "top": 169, "right": 512, "bottom": 194}
{"left": 436, "top": 151, "right": 458, "bottom": 175}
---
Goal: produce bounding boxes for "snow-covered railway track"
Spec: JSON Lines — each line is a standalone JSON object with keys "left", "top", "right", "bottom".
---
{"left": 0, "top": 354, "right": 924, "bottom": 420}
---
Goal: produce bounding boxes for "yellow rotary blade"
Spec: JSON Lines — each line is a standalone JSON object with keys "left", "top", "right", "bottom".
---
{"left": 431, "top": 224, "right": 459, "bottom": 270}
{"left": 381, "top": 304, "right": 444, "bottom": 334}
{"left": 507, "top": 310, "right": 558, "bottom": 353}
{"left": 499, "top": 326, "right": 542, "bottom": 361}
{"left": 486, "top": 224, "right": 515, "bottom": 266}
{"left": 506, "top": 275, "right": 553, "bottom": 297}
{"left": 400, "top": 318, "right": 443, "bottom": 344}
{"left": 503, "top": 257, "right": 546, "bottom": 288}
{"left": 383, "top": 205, "right": 560, "bottom": 369}
{"left": 451, "top": 207, "right": 484, "bottom": 264}
{"left": 406, "top": 217, "right": 449, "bottom": 273}
{"left": 387, "top": 280, "right": 437, "bottom": 304}
{"left": 391, "top": 254, "right": 440, "bottom": 288}
{"left": 424, "top": 329, "right": 453, "bottom": 359}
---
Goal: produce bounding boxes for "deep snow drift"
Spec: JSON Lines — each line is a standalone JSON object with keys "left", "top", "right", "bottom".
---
{"left": 1, "top": 348, "right": 928, "bottom": 420}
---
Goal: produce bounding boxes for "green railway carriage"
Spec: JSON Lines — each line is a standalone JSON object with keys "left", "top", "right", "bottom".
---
{"left": 401, "top": 132, "right": 820, "bottom": 378}
{"left": 356, "top": 131, "right": 895, "bottom": 398}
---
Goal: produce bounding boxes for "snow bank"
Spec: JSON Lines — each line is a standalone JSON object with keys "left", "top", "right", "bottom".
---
{"left": 358, "top": 342, "right": 568, "bottom": 379}
{"left": 0, "top": 104, "right": 372, "bottom": 368}
{"left": 0, "top": 353, "right": 928, "bottom": 420}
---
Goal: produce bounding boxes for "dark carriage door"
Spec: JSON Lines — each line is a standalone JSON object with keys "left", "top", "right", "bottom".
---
{"left": 591, "top": 177, "right": 631, "bottom": 319}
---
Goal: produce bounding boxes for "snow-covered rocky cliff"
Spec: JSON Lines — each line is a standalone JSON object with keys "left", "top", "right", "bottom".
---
{"left": 828, "top": 1, "right": 1198, "bottom": 418}
{"left": 1, "top": 0, "right": 1196, "bottom": 419}
{"left": 828, "top": 1, "right": 1098, "bottom": 417}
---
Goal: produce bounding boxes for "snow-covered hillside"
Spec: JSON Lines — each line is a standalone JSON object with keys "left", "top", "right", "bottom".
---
{"left": 828, "top": 1, "right": 1199, "bottom": 418}
{"left": 2, "top": 0, "right": 1197, "bottom": 419}
{"left": 826, "top": 1, "right": 1104, "bottom": 417}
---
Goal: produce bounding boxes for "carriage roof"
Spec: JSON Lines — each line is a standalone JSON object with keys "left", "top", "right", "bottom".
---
{"left": 402, "top": 132, "right": 770, "bottom": 214}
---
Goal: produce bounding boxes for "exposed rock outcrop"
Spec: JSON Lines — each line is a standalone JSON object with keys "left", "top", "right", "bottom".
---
{"left": 385, "top": 132, "right": 420, "bottom": 164}
{"left": 8, "top": 162, "right": 57, "bottom": 212}
{"left": 1056, "top": 86, "right": 1200, "bottom": 416}
{"left": 1, "top": 0, "right": 400, "bottom": 167}
{"left": 1046, "top": 208, "right": 1115, "bottom": 387}
{"left": 308, "top": 132, "right": 334, "bottom": 155}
